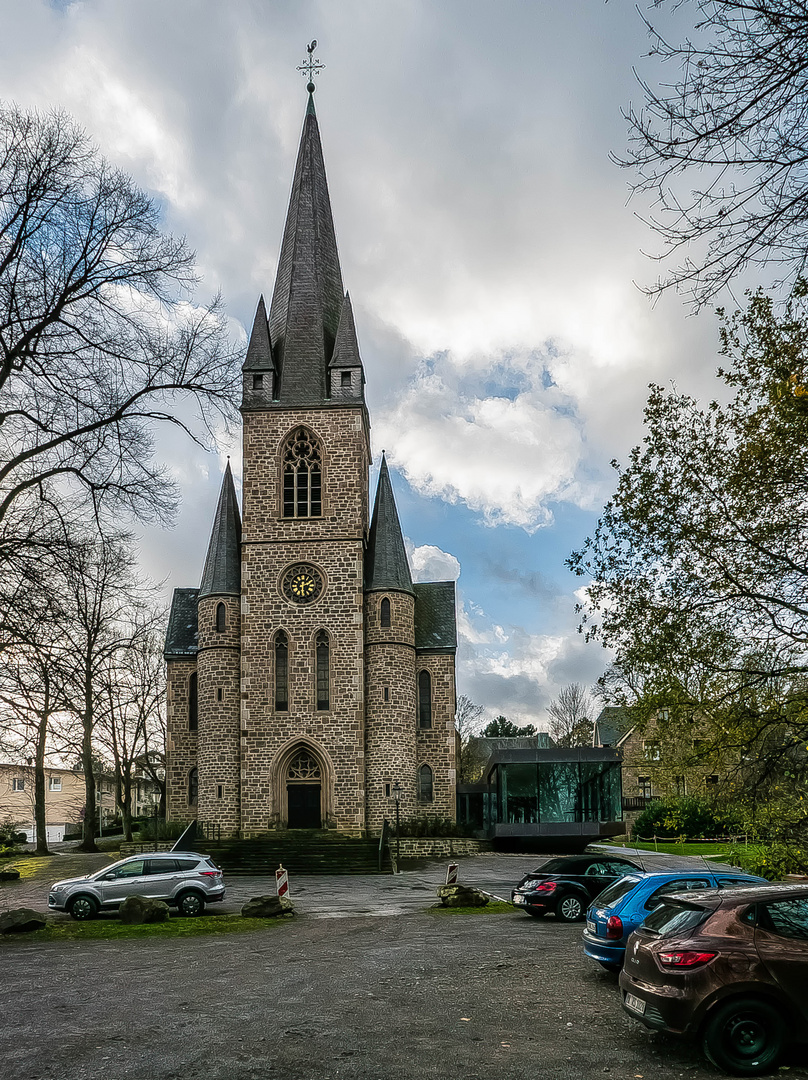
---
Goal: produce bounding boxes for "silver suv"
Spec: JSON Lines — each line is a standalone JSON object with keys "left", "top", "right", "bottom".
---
{"left": 48, "top": 852, "right": 225, "bottom": 920}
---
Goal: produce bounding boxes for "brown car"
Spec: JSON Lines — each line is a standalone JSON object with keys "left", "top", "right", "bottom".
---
{"left": 619, "top": 883, "right": 808, "bottom": 1076}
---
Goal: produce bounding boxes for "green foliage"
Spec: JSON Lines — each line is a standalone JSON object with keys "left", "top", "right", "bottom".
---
{"left": 631, "top": 796, "right": 742, "bottom": 840}
{"left": 132, "top": 818, "right": 186, "bottom": 841}
{"left": 481, "top": 716, "right": 536, "bottom": 738}
{"left": 398, "top": 816, "right": 474, "bottom": 838}
{"left": 725, "top": 842, "right": 808, "bottom": 882}
{"left": 0, "top": 818, "right": 26, "bottom": 852}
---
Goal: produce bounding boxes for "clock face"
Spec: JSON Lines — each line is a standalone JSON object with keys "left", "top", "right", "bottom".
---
{"left": 281, "top": 563, "right": 324, "bottom": 605}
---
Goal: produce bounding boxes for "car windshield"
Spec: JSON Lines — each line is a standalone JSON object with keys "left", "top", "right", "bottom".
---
{"left": 593, "top": 876, "right": 640, "bottom": 907}
{"left": 641, "top": 901, "right": 710, "bottom": 937}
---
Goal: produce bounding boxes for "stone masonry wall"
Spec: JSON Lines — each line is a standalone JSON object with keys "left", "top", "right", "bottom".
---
{"left": 415, "top": 652, "right": 457, "bottom": 822}
{"left": 364, "top": 590, "right": 416, "bottom": 835}
{"left": 166, "top": 658, "right": 198, "bottom": 824}
{"left": 197, "top": 595, "right": 241, "bottom": 836}
{"left": 240, "top": 405, "right": 370, "bottom": 835}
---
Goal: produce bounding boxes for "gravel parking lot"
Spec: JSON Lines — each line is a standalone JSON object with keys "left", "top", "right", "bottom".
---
{"left": 3, "top": 851, "right": 808, "bottom": 1080}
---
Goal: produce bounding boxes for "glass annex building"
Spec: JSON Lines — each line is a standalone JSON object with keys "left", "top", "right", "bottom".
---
{"left": 457, "top": 744, "right": 624, "bottom": 850}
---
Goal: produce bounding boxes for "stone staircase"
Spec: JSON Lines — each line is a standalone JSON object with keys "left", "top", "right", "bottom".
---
{"left": 198, "top": 829, "right": 391, "bottom": 875}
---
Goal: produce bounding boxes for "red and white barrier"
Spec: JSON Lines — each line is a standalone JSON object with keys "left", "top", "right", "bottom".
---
{"left": 276, "top": 863, "right": 290, "bottom": 899}
{"left": 446, "top": 862, "right": 459, "bottom": 885}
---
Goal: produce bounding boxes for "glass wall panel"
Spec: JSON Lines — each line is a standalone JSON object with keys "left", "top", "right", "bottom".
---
{"left": 501, "top": 763, "right": 539, "bottom": 824}
{"left": 538, "top": 761, "right": 580, "bottom": 822}
{"left": 580, "top": 760, "right": 622, "bottom": 822}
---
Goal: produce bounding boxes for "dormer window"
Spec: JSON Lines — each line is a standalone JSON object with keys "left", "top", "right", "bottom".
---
{"left": 253, "top": 373, "right": 264, "bottom": 390}
{"left": 340, "top": 370, "right": 351, "bottom": 388}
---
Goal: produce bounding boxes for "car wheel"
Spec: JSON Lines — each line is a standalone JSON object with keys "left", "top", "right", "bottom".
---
{"left": 702, "top": 997, "right": 786, "bottom": 1076}
{"left": 176, "top": 890, "right": 205, "bottom": 917}
{"left": 68, "top": 895, "right": 98, "bottom": 921}
{"left": 556, "top": 894, "right": 585, "bottom": 922}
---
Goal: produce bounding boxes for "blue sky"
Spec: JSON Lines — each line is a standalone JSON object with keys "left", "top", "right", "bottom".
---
{"left": 0, "top": 0, "right": 733, "bottom": 727}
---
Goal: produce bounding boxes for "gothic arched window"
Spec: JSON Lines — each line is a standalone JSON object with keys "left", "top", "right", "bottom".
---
{"left": 215, "top": 602, "right": 226, "bottom": 633}
{"left": 275, "top": 630, "right": 289, "bottom": 712}
{"left": 418, "top": 670, "right": 432, "bottom": 729}
{"left": 282, "top": 427, "right": 322, "bottom": 518}
{"left": 315, "top": 630, "right": 330, "bottom": 711}
{"left": 188, "top": 768, "right": 198, "bottom": 806}
{"left": 417, "top": 764, "right": 434, "bottom": 802}
{"left": 380, "top": 597, "right": 391, "bottom": 628}
{"left": 188, "top": 672, "right": 198, "bottom": 731}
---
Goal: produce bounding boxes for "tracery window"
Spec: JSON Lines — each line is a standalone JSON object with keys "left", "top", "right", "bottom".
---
{"left": 188, "top": 672, "right": 198, "bottom": 731}
{"left": 188, "top": 768, "right": 198, "bottom": 806}
{"left": 417, "top": 764, "right": 434, "bottom": 802}
{"left": 275, "top": 630, "right": 289, "bottom": 712}
{"left": 282, "top": 427, "right": 322, "bottom": 518}
{"left": 315, "top": 630, "right": 330, "bottom": 711}
{"left": 380, "top": 597, "right": 391, "bottom": 628}
{"left": 287, "top": 750, "right": 322, "bottom": 781}
{"left": 418, "top": 670, "right": 432, "bottom": 729}
{"left": 215, "top": 602, "right": 226, "bottom": 633}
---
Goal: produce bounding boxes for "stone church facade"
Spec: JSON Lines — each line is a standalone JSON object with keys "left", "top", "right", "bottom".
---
{"left": 164, "top": 91, "right": 457, "bottom": 838}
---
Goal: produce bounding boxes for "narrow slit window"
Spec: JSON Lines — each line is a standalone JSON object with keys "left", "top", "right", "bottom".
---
{"left": 316, "top": 630, "right": 330, "bottom": 711}
{"left": 282, "top": 427, "right": 322, "bottom": 518}
{"left": 253, "top": 373, "right": 264, "bottom": 389}
{"left": 417, "top": 764, "right": 434, "bottom": 802}
{"left": 340, "top": 370, "right": 351, "bottom": 388}
{"left": 384, "top": 686, "right": 390, "bottom": 702}
{"left": 275, "top": 631, "right": 289, "bottom": 711}
{"left": 216, "top": 602, "right": 226, "bottom": 632}
{"left": 188, "top": 672, "right": 198, "bottom": 731}
{"left": 188, "top": 768, "right": 198, "bottom": 806}
{"left": 216, "top": 687, "right": 223, "bottom": 702}
{"left": 418, "top": 670, "right": 432, "bottom": 729}
{"left": 380, "top": 597, "right": 391, "bottom": 627}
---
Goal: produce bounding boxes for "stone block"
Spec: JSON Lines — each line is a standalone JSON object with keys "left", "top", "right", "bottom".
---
{"left": 118, "top": 895, "right": 171, "bottom": 924}
{"left": 0, "top": 907, "right": 47, "bottom": 933}
{"left": 241, "top": 894, "right": 295, "bottom": 918}
{"left": 436, "top": 884, "right": 489, "bottom": 908}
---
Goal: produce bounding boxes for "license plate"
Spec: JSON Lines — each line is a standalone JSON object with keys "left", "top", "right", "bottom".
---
{"left": 586, "top": 919, "right": 596, "bottom": 934}
{"left": 625, "top": 993, "right": 646, "bottom": 1016}
{"left": 514, "top": 894, "right": 525, "bottom": 905}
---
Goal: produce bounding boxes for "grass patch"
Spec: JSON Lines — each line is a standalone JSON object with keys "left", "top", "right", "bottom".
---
{"left": 428, "top": 901, "right": 514, "bottom": 916}
{"left": 2, "top": 913, "right": 289, "bottom": 944}
{"left": 600, "top": 839, "right": 753, "bottom": 859}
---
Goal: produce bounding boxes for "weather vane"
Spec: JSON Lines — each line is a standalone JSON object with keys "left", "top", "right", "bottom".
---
{"left": 297, "top": 40, "right": 325, "bottom": 93}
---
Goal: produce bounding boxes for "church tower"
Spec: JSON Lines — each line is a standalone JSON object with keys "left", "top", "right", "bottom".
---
{"left": 239, "top": 89, "right": 370, "bottom": 835}
{"left": 164, "top": 82, "right": 457, "bottom": 839}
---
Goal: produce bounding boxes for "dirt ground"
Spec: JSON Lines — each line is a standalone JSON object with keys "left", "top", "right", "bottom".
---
{"left": 2, "top": 906, "right": 808, "bottom": 1080}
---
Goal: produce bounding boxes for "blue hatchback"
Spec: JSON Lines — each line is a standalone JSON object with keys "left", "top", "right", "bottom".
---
{"left": 582, "top": 868, "right": 767, "bottom": 970}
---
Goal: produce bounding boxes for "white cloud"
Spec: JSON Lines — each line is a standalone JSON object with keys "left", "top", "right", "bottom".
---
{"left": 407, "top": 542, "right": 460, "bottom": 583}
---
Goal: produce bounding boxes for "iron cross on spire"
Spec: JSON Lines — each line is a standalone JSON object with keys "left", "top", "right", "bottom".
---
{"left": 297, "top": 40, "right": 325, "bottom": 93}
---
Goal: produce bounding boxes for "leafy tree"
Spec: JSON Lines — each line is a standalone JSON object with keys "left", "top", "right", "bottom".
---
{"left": 570, "top": 288, "right": 808, "bottom": 808}
{"left": 481, "top": 716, "right": 537, "bottom": 738}
{"left": 620, "top": 1, "right": 808, "bottom": 305}
{"left": 0, "top": 104, "right": 238, "bottom": 582}
{"left": 547, "top": 683, "right": 595, "bottom": 747}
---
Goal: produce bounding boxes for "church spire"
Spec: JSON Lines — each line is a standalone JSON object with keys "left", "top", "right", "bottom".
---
{"left": 199, "top": 460, "right": 242, "bottom": 598}
{"left": 268, "top": 92, "right": 344, "bottom": 404}
{"left": 365, "top": 455, "right": 414, "bottom": 595}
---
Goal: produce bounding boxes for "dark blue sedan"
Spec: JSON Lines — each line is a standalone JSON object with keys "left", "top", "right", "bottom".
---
{"left": 582, "top": 868, "right": 768, "bottom": 970}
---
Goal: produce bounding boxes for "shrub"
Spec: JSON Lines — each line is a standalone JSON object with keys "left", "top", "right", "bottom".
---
{"left": 725, "top": 842, "right": 808, "bottom": 881}
{"left": 631, "top": 796, "right": 741, "bottom": 840}
{"left": 397, "top": 816, "right": 474, "bottom": 838}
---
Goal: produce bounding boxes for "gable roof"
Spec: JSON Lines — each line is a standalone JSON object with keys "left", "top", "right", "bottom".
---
{"left": 164, "top": 588, "right": 199, "bottom": 659}
{"left": 593, "top": 705, "right": 635, "bottom": 748}
{"left": 414, "top": 581, "right": 457, "bottom": 651}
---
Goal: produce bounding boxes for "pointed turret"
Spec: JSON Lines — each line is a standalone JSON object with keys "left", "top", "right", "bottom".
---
{"left": 365, "top": 455, "right": 414, "bottom": 594}
{"left": 329, "top": 292, "right": 365, "bottom": 399}
{"left": 268, "top": 91, "right": 345, "bottom": 404}
{"left": 243, "top": 295, "right": 273, "bottom": 372}
{"left": 199, "top": 461, "right": 242, "bottom": 598}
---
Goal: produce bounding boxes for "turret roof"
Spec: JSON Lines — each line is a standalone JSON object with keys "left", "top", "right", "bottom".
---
{"left": 199, "top": 461, "right": 242, "bottom": 598}
{"left": 365, "top": 455, "right": 414, "bottom": 595}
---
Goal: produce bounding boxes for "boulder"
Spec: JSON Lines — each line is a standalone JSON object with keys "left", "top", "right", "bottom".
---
{"left": 0, "top": 907, "right": 47, "bottom": 933}
{"left": 0, "top": 866, "right": 21, "bottom": 882}
{"left": 436, "top": 884, "right": 489, "bottom": 908}
{"left": 118, "top": 894, "right": 170, "bottom": 924}
{"left": 241, "top": 894, "right": 295, "bottom": 918}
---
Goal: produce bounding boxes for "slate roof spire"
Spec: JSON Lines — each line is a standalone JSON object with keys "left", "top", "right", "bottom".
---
{"left": 365, "top": 455, "right": 414, "bottom": 595}
{"left": 199, "top": 460, "right": 242, "bottom": 598}
{"left": 268, "top": 90, "right": 345, "bottom": 404}
{"left": 243, "top": 295, "right": 274, "bottom": 374}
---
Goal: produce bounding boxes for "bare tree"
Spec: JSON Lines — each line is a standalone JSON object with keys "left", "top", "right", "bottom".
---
{"left": 547, "top": 684, "right": 594, "bottom": 747}
{"left": 0, "top": 104, "right": 239, "bottom": 577}
{"left": 619, "top": 2, "right": 808, "bottom": 306}
{"left": 455, "top": 695, "right": 486, "bottom": 783}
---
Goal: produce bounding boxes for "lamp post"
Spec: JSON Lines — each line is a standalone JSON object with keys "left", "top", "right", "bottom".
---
{"left": 391, "top": 781, "right": 402, "bottom": 872}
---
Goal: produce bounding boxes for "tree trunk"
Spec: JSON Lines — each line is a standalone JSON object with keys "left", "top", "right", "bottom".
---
{"left": 79, "top": 667, "right": 98, "bottom": 852}
{"left": 34, "top": 711, "right": 49, "bottom": 856}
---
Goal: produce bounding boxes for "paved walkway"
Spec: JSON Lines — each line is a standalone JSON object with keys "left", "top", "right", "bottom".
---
{"left": 0, "top": 847, "right": 743, "bottom": 920}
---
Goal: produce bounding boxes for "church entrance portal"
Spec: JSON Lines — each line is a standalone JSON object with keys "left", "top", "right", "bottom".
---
{"left": 285, "top": 748, "right": 322, "bottom": 829}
